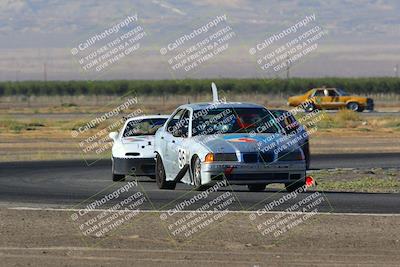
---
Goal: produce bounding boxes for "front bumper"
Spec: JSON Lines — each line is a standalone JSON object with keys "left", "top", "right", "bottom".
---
{"left": 201, "top": 161, "right": 306, "bottom": 185}
{"left": 113, "top": 157, "right": 155, "bottom": 176}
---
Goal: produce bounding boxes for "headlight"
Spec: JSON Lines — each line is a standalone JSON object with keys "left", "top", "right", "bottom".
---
{"left": 204, "top": 153, "right": 237, "bottom": 162}
{"left": 205, "top": 153, "right": 214, "bottom": 162}
{"left": 278, "top": 150, "right": 304, "bottom": 161}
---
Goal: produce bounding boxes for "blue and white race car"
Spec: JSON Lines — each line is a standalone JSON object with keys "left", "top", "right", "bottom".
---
{"left": 269, "top": 109, "right": 310, "bottom": 169}
{"left": 109, "top": 115, "right": 169, "bottom": 181}
{"left": 154, "top": 85, "right": 307, "bottom": 192}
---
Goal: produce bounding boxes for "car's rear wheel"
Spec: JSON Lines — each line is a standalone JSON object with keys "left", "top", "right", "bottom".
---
{"left": 247, "top": 184, "right": 266, "bottom": 192}
{"left": 113, "top": 173, "right": 125, "bottom": 182}
{"left": 155, "top": 154, "right": 176, "bottom": 190}
{"left": 347, "top": 102, "right": 360, "bottom": 112}
{"left": 285, "top": 181, "right": 305, "bottom": 192}
{"left": 112, "top": 158, "right": 125, "bottom": 182}
{"left": 302, "top": 143, "right": 310, "bottom": 169}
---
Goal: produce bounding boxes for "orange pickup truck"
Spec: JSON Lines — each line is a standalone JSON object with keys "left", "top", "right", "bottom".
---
{"left": 288, "top": 88, "right": 374, "bottom": 112}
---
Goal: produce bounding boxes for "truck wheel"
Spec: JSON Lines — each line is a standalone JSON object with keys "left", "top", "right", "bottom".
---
{"left": 155, "top": 154, "right": 176, "bottom": 190}
{"left": 247, "top": 184, "right": 266, "bottom": 192}
{"left": 347, "top": 102, "right": 360, "bottom": 112}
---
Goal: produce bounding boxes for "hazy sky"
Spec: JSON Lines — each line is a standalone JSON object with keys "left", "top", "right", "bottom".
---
{"left": 0, "top": 0, "right": 399, "bottom": 80}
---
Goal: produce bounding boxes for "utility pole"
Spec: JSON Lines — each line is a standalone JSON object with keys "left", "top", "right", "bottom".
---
{"left": 395, "top": 64, "right": 399, "bottom": 78}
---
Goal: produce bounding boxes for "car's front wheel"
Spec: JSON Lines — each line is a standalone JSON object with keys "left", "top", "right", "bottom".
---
{"left": 303, "top": 102, "right": 316, "bottom": 112}
{"left": 192, "top": 156, "right": 202, "bottom": 187}
{"left": 155, "top": 154, "right": 176, "bottom": 190}
{"left": 247, "top": 184, "right": 266, "bottom": 192}
{"left": 192, "top": 156, "right": 211, "bottom": 191}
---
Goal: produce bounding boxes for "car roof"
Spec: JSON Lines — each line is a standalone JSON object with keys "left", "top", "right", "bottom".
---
{"left": 270, "top": 109, "right": 288, "bottom": 112}
{"left": 177, "top": 102, "right": 265, "bottom": 111}
{"left": 126, "top": 115, "right": 169, "bottom": 123}
{"left": 269, "top": 109, "right": 297, "bottom": 119}
{"left": 313, "top": 88, "right": 337, "bottom": 90}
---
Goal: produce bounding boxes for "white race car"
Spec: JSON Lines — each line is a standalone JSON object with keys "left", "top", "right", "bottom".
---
{"left": 154, "top": 84, "right": 307, "bottom": 192}
{"left": 109, "top": 115, "right": 169, "bottom": 181}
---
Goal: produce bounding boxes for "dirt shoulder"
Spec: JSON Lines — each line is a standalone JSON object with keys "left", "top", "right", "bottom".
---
{"left": 1, "top": 208, "right": 399, "bottom": 266}
{"left": 309, "top": 168, "right": 400, "bottom": 193}
{"left": 0, "top": 124, "right": 399, "bottom": 162}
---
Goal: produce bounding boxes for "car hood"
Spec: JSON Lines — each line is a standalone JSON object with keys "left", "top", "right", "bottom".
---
{"left": 287, "top": 95, "right": 304, "bottom": 106}
{"left": 121, "top": 135, "right": 154, "bottom": 144}
{"left": 194, "top": 133, "right": 287, "bottom": 154}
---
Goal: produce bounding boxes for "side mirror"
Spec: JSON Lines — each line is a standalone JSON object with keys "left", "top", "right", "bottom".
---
{"left": 109, "top": 132, "right": 118, "bottom": 141}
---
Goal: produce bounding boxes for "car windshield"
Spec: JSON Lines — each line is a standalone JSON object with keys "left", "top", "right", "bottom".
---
{"left": 123, "top": 118, "right": 167, "bottom": 137}
{"left": 270, "top": 110, "right": 300, "bottom": 133}
{"left": 336, "top": 89, "right": 348, "bottom": 96}
{"left": 192, "top": 107, "right": 280, "bottom": 136}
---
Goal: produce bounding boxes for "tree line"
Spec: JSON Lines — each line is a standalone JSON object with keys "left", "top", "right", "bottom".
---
{"left": 0, "top": 77, "right": 399, "bottom": 96}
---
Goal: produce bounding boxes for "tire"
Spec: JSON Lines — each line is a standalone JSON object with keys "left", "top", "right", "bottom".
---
{"left": 155, "top": 154, "right": 176, "bottom": 190}
{"left": 285, "top": 181, "right": 305, "bottom": 192}
{"left": 192, "top": 156, "right": 202, "bottom": 187}
{"left": 302, "top": 143, "right": 310, "bottom": 170}
{"left": 247, "top": 184, "right": 266, "bottom": 192}
{"left": 113, "top": 174, "right": 125, "bottom": 182}
{"left": 347, "top": 102, "right": 360, "bottom": 112}
{"left": 112, "top": 158, "right": 125, "bottom": 182}
{"left": 191, "top": 156, "right": 210, "bottom": 191}
{"left": 304, "top": 102, "right": 315, "bottom": 112}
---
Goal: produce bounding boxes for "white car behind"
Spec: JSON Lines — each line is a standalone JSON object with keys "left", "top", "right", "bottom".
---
{"left": 109, "top": 115, "right": 169, "bottom": 181}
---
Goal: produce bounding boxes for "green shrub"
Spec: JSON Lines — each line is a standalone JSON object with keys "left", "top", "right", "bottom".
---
{"left": 0, "top": 78, "right": 399, "bottom": 96}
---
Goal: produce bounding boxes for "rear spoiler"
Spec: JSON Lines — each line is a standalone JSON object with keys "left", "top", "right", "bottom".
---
{"left": 212, "top": 82, "right": 219, "bottom": 103}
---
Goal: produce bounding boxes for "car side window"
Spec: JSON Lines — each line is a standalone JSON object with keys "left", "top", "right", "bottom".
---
{"left": 166, "top": 109, "right": 184, "bottom": 134}
{"left": 313, "top": 90, "right": 325, "bottom": 97}
{"left": 328, "top": 90, "right": 338, "bottom": 97}
{"left": 180, "top": 110, "right": 190, "bottom": 138}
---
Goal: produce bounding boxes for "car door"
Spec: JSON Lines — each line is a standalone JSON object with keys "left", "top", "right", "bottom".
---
{"left": 162, "top": 109, "right": 185, "bottom": 175}
{"left": 310, "top": 89, "right": 325, "bottom": 108}
{"left": 326, "top": 89, "right": 342, "bottom": 108}
{"left": 168, "top": 109, "right": 191, "bottom": 176}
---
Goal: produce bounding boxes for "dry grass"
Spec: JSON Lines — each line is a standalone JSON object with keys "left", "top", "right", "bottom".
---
{"left": 311, "top": 168, "right": 400, "bottom": 193}
{"left": 0, "top": 118, "right": 46, "bottom": 133}
{"left": 2, "top": 93, "right": 397, "bottom": 115}
{"left": 313, "top": 110, "right": 362, "bottom": 128}
{"left": 1, "top": 94, "right": 400, "bottom": 161}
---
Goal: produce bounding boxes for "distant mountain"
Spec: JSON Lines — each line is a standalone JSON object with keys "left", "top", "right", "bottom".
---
{"left": 0, "top": 0, "right": 399, "bottom": 80}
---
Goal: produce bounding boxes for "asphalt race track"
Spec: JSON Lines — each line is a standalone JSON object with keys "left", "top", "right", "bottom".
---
{"left": 0, "top": 153, "right": 399, "bottom": 214}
